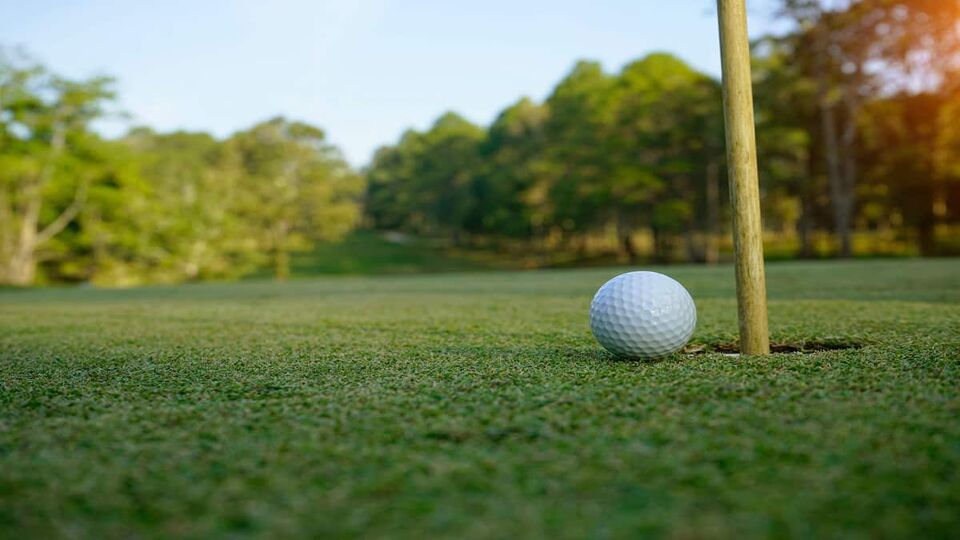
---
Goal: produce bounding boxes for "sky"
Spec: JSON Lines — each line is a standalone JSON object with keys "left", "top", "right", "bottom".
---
{"left": 1, "top": 0, "right": 782, "bottom": 166}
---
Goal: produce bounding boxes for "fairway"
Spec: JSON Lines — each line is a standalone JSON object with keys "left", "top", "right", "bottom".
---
{"left": 2, "top": 259, "right": 959, "bottom": 538}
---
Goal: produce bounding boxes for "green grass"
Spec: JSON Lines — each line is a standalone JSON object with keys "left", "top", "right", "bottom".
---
{"left": 1, "top": 259, "right": 958, "bottom": 539}
{"left": 256, "top": 231, "right": 492, "bottom": 277}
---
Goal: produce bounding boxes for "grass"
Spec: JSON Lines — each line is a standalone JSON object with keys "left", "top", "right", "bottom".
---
{"left": 247, "top": 229, "right": 948, "bottom": 280}
{"left": 1, "top": 258, "right": 958, "bottom": 538}
{"left": 256, "top": 231, "right": 492, "bottom": 277}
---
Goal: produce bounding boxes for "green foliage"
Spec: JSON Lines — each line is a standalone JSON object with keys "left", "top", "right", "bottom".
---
{"left": 0, "top": 51, "right": 364, "bottom": 286}
{"left": 860, "top": 92, "right": 960, "bottom": 255}
{"left": 6, "top": 0, "right": 960, "bottom": 285}
{"left": 1, "top": 259, "right": 959, "bottom": 537}
{"left": 363, "top": 2, "right": 960, "bottom": 263}
{"left": 366, "top": 113, "right": 484, "bottom": 242}
{"left": 227, "top": 118, "right": 364, "bottom": 280}
{"left": 367, "top": 54, "right": 727, "bottom": 262}
{"left": 0, "top": 49, "right": 116, "bottom": 285}
{"left": 471, "top": 98, "right": 548, "bottom": 238}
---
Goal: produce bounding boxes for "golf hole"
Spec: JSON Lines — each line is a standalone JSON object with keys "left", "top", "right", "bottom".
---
{"left": 682, "top": 341, "right": 863, "bottom": 355}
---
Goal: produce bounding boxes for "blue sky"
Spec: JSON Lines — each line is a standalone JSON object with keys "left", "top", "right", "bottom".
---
{"left": 1, "top": 0, "right": 781, "bottom": 166}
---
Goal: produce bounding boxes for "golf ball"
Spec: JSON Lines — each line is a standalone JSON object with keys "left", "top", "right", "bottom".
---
{"left": 589, "top": 271, "right": 697, "bottom": 359}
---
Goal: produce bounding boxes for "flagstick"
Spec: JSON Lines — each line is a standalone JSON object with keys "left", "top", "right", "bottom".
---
{"left": 717, "top": 0, "right": 770, "bottom": 355}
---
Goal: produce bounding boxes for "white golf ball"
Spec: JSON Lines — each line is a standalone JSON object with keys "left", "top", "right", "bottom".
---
{"left": 589, "top": 271, "right": 697, "bottom": 359}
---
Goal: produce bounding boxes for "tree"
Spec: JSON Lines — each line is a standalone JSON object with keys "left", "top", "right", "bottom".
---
{"left": 861, "top": 89, "right": 960, "bottom": 255}
{"left": 542, "top": 61, "right": 617, "bottom": 251}
{"left": 414, "top": 113, "right": 484, "bottom": 243}
{"left": 933, "top": 89, "right": 960, "bottom": 235}
{"left": 365, "top": 113, "right": 483, "bottom": 244}
{"left": 105, "top": 128, "right": 258, "bottom": 283}
{"left": 366, "top": 130, "right": 426, "bottom": 233}
{"left": 367, "top": 55, "right": 729, "bottom": 263}
{"left": 228, "top": 118, "right": 363, "bottom": 281}
{"left": 470, "top": 97, "right": 548, "bottom": 242}
{"left": 610, "top": 54, "right": 724, "bottom": 262}
{"left": 778, "top": 0, "right": 960, "bottom": 256}
{"left": 0, "top": 50, "right": 115, "bottom": 285}
{"left": 752, "top": 35, "right": 820, "bottom": 257}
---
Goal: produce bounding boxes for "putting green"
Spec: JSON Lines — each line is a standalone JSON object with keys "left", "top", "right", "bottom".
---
{"left": 1, "top": 259, "right": 958, "bottom": 538}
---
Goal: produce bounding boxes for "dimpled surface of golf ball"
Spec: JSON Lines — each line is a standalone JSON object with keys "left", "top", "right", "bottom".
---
{"left": 590, "top": 271, "right": 697, "bottom": 359}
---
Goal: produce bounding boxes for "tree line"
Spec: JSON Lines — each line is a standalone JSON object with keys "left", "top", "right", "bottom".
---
{"left": 3, "top": 0, "right": 960, "bottom": 286}
{"left": 367, "top": 0, "right": 960, "bottom": 262}
{"left": 0, "top": 50, "right": 363, "bottom": 286}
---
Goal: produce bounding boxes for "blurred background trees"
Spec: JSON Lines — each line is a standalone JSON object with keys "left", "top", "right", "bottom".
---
{"left": 226, "top": 118, "right": 363, "bottom": 281}
{"left": 0, "top": 51, "right": 115, "bottom": 285}
{"left": 0, "top": 51, "right": 363, "bottom": 285}
{"left": 366, "top": 0, "right": 960, "bottom": 264}
{"left": 2, "top": 0, "right": 959, "bottom": 286}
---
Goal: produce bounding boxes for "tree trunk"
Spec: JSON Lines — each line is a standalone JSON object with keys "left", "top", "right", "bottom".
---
{"left": 0, "top": 188, "right": 12, "bottom": 269}
{"left": 274, "top": 249, "right": 290, "bottom": 282}
{"left": 617, "top": 213, "right": 636, "bottom": 263}
{"left": 917, "top": 223, "right": 936, "bottom": 256}
{"left": 0, "top": 123, "right": 71, "bottom": 286}
{"left": 797, "top": 195, "right": 815, "bottom": 258}
{"left": 837, "top": 91, "right": 860, "bottom": 258}
{"left": 813, "top": 27, "right": 855, "bottom": 258}
{"left": 622, "top": 233, "right": 636, "bottom": 263}
{"left": 3, "top": 186, "right": 85, "bottom": 286}
{"left": 272, "top": 221, "right": 290, "bottom": 282}
{"left": 6, "top": 184, "right": 43, "bottom": 284}
{"left": 797, "top": 154, "right": 816, "bottom": 258}
{"left": 819, "top": 98, "right": 854, "bottom": 257}
{"left": 4, "top": 183, "right": 42, "bottom": 286}
{"left": 651, "top": 227, "right": 669, "bottom": 264}
{"left": 575, "top": 234, "right": 589, "bottom": 260}
{"left": 4, "top": 251, "right": 37, "bottom": 286}
{"left": 685, "top": 234, "right": 703, "bottom": 263}
{"left": 704, "top": 160, "right": 721, "bottom": 264}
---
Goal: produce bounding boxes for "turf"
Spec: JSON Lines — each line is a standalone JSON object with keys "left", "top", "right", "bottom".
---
{"left": 257, "top": 230, "right": 491, "bottom": 277}
{"left": 1, "top": 259, "right": 958, "bottom": 539}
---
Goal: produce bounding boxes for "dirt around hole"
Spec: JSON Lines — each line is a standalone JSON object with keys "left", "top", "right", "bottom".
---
{"left": 683, "top": 340, "right": 863, "bottom": 355}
